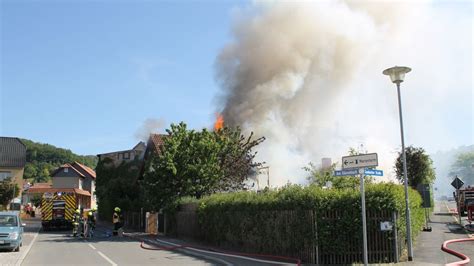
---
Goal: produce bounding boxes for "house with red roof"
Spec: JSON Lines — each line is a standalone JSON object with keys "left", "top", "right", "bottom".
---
{"left": 26, "top": 162, "right": 96, "bottom": 209}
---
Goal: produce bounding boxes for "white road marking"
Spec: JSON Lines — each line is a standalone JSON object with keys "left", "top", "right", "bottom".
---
{"left": 97, "top": 251, "right": 118, "bottom": 266}
{"left": 16, "top": 227, "right": 40, "bottom": 266}
{"left": 155, "top": 238, "right": 291, "bottom": 265}
{"left": 88, "top": 243, "right": 97, "bottom": 250}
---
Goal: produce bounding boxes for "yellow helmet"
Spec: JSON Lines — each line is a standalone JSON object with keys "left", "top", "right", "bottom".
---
{"left": 75, "top": 209, "right": 80, "bottom": 214}
{"left": 88, "top": 211, "right": 93, "bottom": 216}
{"left": 114, "top": 207, "right": 121, "bottom": 212}
{"left": 91, "top": 207, "right": 97, "bottom": 212}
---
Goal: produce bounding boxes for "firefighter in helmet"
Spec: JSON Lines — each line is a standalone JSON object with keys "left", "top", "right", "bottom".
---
{"left": 112, "top": 207, "right": 122, "bottom": 236}
{"left": 72, "top": 209, "right": 81, "bottom": 237}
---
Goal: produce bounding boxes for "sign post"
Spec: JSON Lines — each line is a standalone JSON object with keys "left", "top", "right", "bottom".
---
{"left": 341, "top": 153, "right": 379, "bottom": 266}
{"left": 359, "top": 168, "right": 368, "bottom": 266}
{"left": 451, "top": 176, "right": 464, "bottom": 224}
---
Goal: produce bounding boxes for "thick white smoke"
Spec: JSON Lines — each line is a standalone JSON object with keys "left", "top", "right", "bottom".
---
{"left": 215, "top": 1, "right": 472, "bottom": 186}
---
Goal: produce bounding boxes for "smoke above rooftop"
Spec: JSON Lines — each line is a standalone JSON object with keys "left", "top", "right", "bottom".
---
{"left": 214, "top": 1, "right": 472, "bottom": 186}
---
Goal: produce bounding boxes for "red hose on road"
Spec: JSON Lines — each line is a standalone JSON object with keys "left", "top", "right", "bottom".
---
{"left": 441, "top": 238, "right": 474, "bottom": 266}
{"left": 139, "top": 239, "right": 302, "bottom": 266}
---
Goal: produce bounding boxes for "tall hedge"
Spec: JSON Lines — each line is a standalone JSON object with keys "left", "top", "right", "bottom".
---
{"left": 196, "top": 183, "right": 423, "bottom": 261}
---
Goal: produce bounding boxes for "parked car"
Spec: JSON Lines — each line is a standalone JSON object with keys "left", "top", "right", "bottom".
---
{"left": 0, "top": 211, "right": 25, "bottom": 252}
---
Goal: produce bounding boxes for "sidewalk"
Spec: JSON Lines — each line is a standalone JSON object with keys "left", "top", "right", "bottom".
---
{"left": 403, "top": 201, "right": 474, "bottom": 266}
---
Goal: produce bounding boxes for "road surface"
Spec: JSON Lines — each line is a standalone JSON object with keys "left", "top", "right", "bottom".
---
{"left": 1, "top": 219, "right": 288, "bottom": 265}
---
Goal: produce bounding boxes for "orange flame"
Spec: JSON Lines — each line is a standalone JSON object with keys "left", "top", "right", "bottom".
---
{"left": 214, "top": 114, "right": 224, "bottom": 131}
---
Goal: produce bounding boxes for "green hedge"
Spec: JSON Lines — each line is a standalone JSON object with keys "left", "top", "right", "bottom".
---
{"left": 195, "top": 183, "right": 423, "bottom": 260}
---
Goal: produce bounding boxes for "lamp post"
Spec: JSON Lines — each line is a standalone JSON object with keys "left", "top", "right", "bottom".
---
{"left": 383, "top": 66, "right": 413, "bottom": 261}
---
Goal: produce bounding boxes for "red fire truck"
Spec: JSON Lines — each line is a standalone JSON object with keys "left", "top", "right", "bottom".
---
{"left": 456, "top": 186, "right": 474, "bottom": 219}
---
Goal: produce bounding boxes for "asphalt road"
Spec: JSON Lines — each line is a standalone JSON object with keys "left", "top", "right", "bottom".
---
{"left": 2, "top": 221, "right": 288, "bottom": 266}
{"left": 20, "top": 227, "right": 216, "bottom": 265}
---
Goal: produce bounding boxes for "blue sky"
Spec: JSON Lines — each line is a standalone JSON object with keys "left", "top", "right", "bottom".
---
{"left": 1, "top": 0, "right": 243, "bottom": 154}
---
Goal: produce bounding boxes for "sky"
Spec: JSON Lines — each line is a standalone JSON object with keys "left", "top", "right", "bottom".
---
{"left": 1, "top": 0, "right": 242, "bottom": 155}
{"left": 1, "top": 0, "right": 473, "bottom": 182}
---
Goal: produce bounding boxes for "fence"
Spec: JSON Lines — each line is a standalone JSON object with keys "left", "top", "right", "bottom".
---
{"left": 171, "top": 204, "right": 401, "bottom": 264}
{"left": 123, "top": 209, "right": 146, "bottom": 231}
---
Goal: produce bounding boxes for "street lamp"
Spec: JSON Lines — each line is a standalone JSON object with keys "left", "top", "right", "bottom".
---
{"left": 383, "top": 66, "right": 413, "bottom": 261}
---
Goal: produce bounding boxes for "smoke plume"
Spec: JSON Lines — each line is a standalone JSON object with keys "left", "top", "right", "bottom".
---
{"left": 135, "top": 118, "right": 165, "bottom": 141}
{"left": 215, "top": 1, "right": 472, "bottom": 186}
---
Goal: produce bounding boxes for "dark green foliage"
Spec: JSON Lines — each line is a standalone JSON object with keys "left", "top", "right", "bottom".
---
{"left": 0, "top": 178, "right": 20, "bottom": 208}
{"left": 95, "top": 158, "right": 143, "bottom": 221}
{"left": 142, "top": 122, "right": 264, "bottom": 210}
{"left": 395, "top": 146, "right": 436, "bottom": 189}
{"left": 450, "top": 151, "right": 474, "bottom": 185}
{"left": 21, "top": 139, "right": 97, "bottom": 183}
{"left": 196, "top": 183, "right": 424, "bottom": 259}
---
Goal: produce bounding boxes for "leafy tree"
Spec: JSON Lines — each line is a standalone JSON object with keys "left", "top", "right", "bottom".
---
{"left": 395, "top": 146, "right": 436, "bottom": 189}
{"left": 142, "top": 122, "right": 265, "bottom": 210}
{"left": 450, "top": 151, "right": 474, "bottom": 185}
{"left": 304, "top": 162, "right": 360, "bottom": 189}
{"left": 0, "top": 178, "right": 20, "bottom": 208}
{"left": 215, "top": 127, "right": 265, "bottom": 192}
{"left": 304, "top": 147, "right": 375, "bottom": 189}
{"left": 95, "top": 158, "right": 143, "bottom": 220}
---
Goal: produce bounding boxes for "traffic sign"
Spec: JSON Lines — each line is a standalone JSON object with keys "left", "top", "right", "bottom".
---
{"left": 342, "top": 153, "right": 378, "bottom": 169}
{"left": 451, "top": 176, "right": 464, "bottom": 190}
{"left": 364, "top": 169, "right": 383, "bottom": 176}
{"left": 334, "top": 169, "right": 359, "bottom": 176}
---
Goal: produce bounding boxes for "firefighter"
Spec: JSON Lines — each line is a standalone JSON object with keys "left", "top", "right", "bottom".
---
{"left": 112, "top": 207, "right": 122, "bottom": 236}
{"left": 85, "top": 210, "right": 96, "bottom": 238}
{"left": 72, "top": 209, "right": 81, "bottom": 237}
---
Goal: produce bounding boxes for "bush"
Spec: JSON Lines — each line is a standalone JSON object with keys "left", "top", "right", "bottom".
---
{"left": 195, "top": 183, "right": 423, "bottom": 261}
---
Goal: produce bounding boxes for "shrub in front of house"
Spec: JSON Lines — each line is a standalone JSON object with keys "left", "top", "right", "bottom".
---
{"left": 194, "top": 183, "right": 423, "bottom": 263}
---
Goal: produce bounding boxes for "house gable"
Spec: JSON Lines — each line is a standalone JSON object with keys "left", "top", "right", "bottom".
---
{"left": 0, "top": 137, "right": 26, "bottom": 168}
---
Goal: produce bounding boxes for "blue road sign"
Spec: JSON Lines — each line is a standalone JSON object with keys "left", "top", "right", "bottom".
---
{"left": 334, "top": 169, "right": 359, "bottom": 176}
{"left": 364, "top": 169, "right": 383, "bottom": 176}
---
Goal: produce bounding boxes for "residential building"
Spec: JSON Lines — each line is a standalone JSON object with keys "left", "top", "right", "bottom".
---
{"left": 97, "top": 142, "right": 146, "bottom": 166}
{"left": 145, "top": 134, "right": 166, "bottom": 159}
{"left": 27, "top": 162, "right": 97, "bottom": 209}
{"left": 0, "top": 137, "right": 27, "bottom": 209}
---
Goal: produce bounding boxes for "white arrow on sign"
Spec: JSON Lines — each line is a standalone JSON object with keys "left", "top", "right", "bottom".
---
{"left": 342, "top": 153, "right": 378, "bottom": 169}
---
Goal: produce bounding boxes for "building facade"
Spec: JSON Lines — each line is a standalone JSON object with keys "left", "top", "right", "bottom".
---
{"left": 0, "top": 137, "right": 27, "bottom": 209}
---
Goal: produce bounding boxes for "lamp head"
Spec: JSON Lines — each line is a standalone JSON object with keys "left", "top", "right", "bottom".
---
{"left": 383, "top": 66, "right": 411, "bottom": 84}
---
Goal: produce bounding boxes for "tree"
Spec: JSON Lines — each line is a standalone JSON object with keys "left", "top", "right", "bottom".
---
{"left": 304, "top": 162, "right": 360, "bottom": 189}
{"left": 395, "top": 146, "right": 436, "bottom": 189}
{"left": 0, "top": 178, "right": 20, "bottom": 209}
{"left": 95, "top": 158, "right": 143, "bottom": 220}
{"left": 450, "top": 151, "right": 474, "bottom": 185}
{"left": 142, "top": 122, "right": 265, "bottom": 209}
{"left": 304, "top": 147, "right": 375, "bottom": 189}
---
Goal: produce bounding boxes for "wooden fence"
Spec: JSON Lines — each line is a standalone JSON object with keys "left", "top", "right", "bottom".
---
{"left": 172, "top": 205, "right": 401, "bottom": 264}
{"left": 123, "top": 210, "right": 146, "bottom": 231}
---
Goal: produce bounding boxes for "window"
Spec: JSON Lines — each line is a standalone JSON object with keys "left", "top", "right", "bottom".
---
{"left": 124, "top": 152, "right": 130, "bottom": 160}
{"left": 79, "top": 178, "right": 83, "bottom": 189}
{"left": 64, "top": 168, "right": 68, "bottom": 173}
{"left": 0, "top": 171, "right": 11, "bottom": 181}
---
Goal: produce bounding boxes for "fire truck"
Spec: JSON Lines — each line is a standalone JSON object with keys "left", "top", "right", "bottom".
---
{"left": 41, "top": 190, "right": 79, "bottom": 230}
{"left": 455, "top": 186, "right": 474, "bottom": 218}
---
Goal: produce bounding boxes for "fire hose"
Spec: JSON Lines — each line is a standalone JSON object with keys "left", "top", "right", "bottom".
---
{"left": 137, "top": 237, "right": 301, "bottom": 266}
{"left": 441, "top": 238, "right": 474, "bottom": 266}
